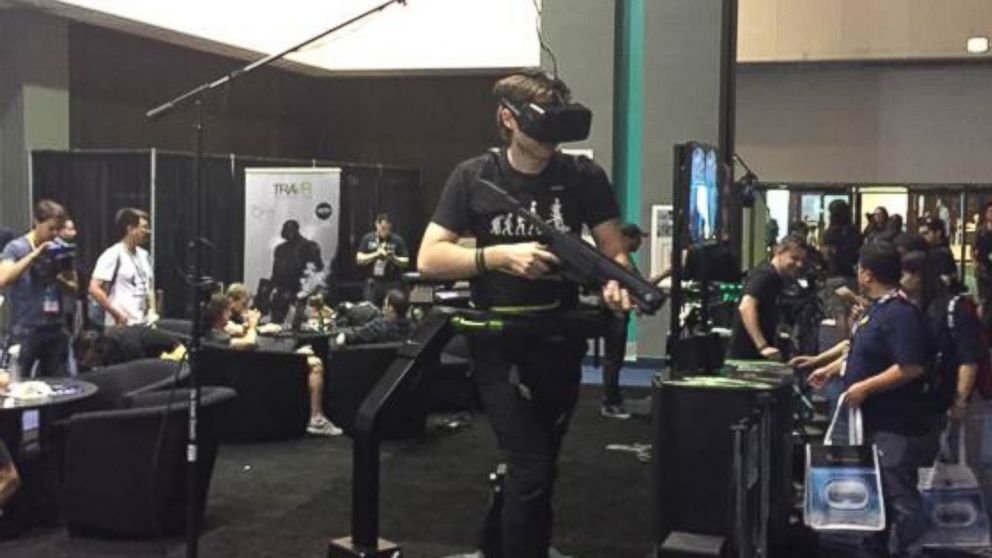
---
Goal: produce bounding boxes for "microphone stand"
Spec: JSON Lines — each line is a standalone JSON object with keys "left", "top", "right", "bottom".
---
{"left": 144, "top": 2, "right": 408, "bottom": 556}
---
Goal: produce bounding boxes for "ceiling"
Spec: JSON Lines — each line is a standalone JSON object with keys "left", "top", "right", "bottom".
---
{"left": 5, "top": 0, "right": 543, "bottom": 75}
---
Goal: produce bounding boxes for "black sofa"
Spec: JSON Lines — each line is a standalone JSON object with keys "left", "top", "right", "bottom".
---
{"left": 60, "top": 386, "right": 236, "bottom": 538}
{"left": 197, "top": 345, "right": 310, "bottom": 442}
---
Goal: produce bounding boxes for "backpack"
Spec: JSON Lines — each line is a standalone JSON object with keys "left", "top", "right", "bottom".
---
{"left": 938, "top": 295, "right": 992, "bottom": 407}
{"left": 86, "top": 251, "right": 122, "bottom": 329}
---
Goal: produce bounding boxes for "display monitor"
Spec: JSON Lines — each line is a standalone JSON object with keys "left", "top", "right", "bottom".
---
{"left": 686, "top": 143, "right": 721, "bottom": 244}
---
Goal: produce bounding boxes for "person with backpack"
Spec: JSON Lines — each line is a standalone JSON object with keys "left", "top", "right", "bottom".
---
{"left": 900, "top": 250, "right": 982, "bottom": 421}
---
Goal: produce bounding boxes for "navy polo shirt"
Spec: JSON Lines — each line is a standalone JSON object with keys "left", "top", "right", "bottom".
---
{"left": 844, "top": 291, "right": 933, "bottom": 435}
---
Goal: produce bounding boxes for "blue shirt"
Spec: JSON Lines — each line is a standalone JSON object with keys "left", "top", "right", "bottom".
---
{"left": 1, "top": 236, "right": 63, "bottom": 333}
{"left": 844, "top": 290, "right": 934, "bottom": 434}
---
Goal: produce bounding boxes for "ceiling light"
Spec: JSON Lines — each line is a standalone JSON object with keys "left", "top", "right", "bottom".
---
{"left": 966, "top": 36, "right": 990, "bottom": 54}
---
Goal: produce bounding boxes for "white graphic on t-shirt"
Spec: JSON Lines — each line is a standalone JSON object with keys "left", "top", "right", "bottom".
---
{"left": 490, "top": 214, "right": 505, "bottom": 235}
{"left": 501, "top": 213, "right": 514, "bottom": 236}
{"left": 488, "top": 198, "right": 572, "bottom": 238}
{"left": 549, "top": 198, "right": 568, "bottom": 232}
{"left": 515, "top": 215, "right": 528, "bottom": 235}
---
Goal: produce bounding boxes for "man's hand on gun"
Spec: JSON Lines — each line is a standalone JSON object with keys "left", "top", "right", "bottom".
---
{"left": 490, "top": 242, "right": 559, "bottom": 279}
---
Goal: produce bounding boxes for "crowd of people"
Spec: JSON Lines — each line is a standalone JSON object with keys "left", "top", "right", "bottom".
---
{"left": 733, "top": 198, "right": 992, "bottom": 557}
{"left": 0, "top": 200, "right": 426, "bottom": 514}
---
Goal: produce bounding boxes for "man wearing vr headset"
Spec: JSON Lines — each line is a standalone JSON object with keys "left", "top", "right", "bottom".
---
{"left": 419, "top": 70, "right": 631, "bottom": 558}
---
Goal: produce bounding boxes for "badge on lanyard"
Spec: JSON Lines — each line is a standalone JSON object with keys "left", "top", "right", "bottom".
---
{"left": 43, "top": 285, "right": 60, "bottom": 315}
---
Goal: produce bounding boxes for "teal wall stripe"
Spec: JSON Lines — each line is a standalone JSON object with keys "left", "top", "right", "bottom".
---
{"left": 613, "top": 0, "right": 644, "bottom": 343}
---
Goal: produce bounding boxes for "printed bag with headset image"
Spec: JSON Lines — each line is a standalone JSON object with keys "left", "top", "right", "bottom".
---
{"left": 805, "top": 393, "right": 886, "bottom": 531}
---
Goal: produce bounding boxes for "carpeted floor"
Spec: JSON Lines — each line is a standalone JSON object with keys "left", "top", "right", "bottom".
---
{"left": 0, "top": 385, "right": 655, "bottom": 558}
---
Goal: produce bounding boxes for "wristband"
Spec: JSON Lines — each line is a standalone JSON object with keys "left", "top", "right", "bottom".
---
{"left": 757, "top": 344, "right": 770, "bottom": 352}
{"left": 475, "top": 247, "right": 487, "bottom": 273}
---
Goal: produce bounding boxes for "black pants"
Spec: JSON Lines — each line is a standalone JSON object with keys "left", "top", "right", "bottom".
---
{"left": 601, "top": 311, "right": 629, "bottom": 406}
{"left": 14, "top": 325, "right": 70, "bottom": 378}
{"left": 471, "top": 333, "right": 586, "bottom": 558}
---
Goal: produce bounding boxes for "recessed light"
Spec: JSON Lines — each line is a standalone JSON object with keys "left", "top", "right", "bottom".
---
{"left": 966, "top": 36, "right": 990, "bottom": 54}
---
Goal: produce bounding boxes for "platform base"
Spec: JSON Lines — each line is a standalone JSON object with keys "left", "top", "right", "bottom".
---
{"left": 328, "top": 536, "right": 402, "bottom": 558}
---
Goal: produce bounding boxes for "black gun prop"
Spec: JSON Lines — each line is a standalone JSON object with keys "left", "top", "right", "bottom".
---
{"left": 476, "top": 177, "right": 666, "bottom": 315}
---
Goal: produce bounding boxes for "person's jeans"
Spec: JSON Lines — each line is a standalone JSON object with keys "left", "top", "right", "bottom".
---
{"left": 470, "top": 333, "right": 586, "bottom": 558}
{"left": 601, "top": 312, "right": 629, "bottom": 406}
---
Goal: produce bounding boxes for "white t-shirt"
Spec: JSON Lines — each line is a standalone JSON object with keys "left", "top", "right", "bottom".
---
{"left": 92, "top": 243, "right": 154, "bottom": 326}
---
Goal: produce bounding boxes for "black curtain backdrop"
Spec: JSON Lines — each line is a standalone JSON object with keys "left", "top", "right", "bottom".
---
{"left": 32, "top": 150, "right": 422, "bottom": 318}
{"left": 31, "top": 150, "right": 152, "bottom": 290}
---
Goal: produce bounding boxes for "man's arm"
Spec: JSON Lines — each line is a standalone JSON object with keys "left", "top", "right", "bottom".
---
{"left": 88, "top": 278, "right": 127, "bottom": 325}
{"left": 146, "top": 278, "right": 158, "bottom": 323}
{"left": 739, "top": 295, "right": 775, "bottom": 356}
{"left": 0, "top": 243, "right": 49, "bottom": 289}
{"left": 589, "top": 219, "right": 633, "bottom": 311}
{"left": 417, "top": 222, "right": 558, "bottom": 281}
{"left": 845, "top": 363, "right": 926, "bottom": 407}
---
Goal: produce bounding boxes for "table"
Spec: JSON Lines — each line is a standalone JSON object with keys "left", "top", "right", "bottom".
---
{"left": 0, "top": 378, "right": 98, "bottom": 534}
{"left": 0, "top": 378, "right": 98, "bottom": 412}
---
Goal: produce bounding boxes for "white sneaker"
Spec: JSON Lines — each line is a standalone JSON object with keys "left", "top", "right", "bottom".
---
{"left": 307, "top": 416, "right": 343, "bottom": 436}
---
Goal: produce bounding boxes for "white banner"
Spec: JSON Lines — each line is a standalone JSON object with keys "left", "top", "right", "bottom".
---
{"left": 243, "top": 167, "right": 341, "bottom": 296}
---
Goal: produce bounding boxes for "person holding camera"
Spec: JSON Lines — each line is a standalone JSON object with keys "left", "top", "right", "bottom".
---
{"left": 89, "top": 208, "right": 157, "bottom": 328}
{"left": 0, "top": 200, "right": 73, "bottom": 377}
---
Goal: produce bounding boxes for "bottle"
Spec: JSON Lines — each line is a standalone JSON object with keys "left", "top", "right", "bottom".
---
{"left": 7, "top": 344, "right": 21, "bottom": 384}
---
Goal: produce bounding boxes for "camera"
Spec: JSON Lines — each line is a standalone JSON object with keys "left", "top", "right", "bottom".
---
{"left": 33, "top": 242, "right": 76, "bottom": 283}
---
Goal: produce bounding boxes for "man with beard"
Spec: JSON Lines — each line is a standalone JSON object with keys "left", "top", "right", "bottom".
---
{"left": 269, "top": 220, "right": 323, "bottom": 323}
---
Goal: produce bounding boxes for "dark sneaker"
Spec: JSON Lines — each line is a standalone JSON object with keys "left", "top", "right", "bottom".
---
{"left": 600, "top": 404, "right": 631, "bottom": 420}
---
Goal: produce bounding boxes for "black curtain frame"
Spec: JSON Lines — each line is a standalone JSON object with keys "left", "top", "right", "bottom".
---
{"left": 30, "top": 149, "right": 422, "bottom": 318}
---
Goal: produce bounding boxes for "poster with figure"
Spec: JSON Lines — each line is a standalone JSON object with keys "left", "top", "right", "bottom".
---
{"left": 651, "top": 204, "right": 674, "bottom": 280}
{"left": 244, "top": 168, "right": 341, "bottom": 321}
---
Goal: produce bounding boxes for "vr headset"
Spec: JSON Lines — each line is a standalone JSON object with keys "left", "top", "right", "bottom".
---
{"left": 500, "top": 97, "right": 592, "bottom": 143}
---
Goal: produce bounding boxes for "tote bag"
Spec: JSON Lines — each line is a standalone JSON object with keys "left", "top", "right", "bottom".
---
{"left": 805, "top": 393, "right": 886, "bottom": 531}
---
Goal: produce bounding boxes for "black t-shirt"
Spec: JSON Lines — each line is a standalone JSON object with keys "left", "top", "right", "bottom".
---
{"left": 0, "top": 440, "right": 10, "bottom": 467}
{"left": 822, "top": 225, "right": 861, "bottom": 277}
{"left": 203, "top": 328, "right": 232, "bottom": 347}
{"left": 976, "top": 229, "right": 992, "bottom": 273}
{"left": 100, "top": 326, "right": 180, "bottom": 365}
{"left": 357, "top": 232, "right": 409, "bottom": 282}
{"left": 431, "top": 150, "right": 620, "bottom": 311}
{"left": 930, "top": 245, "right": 958, "bottom": 277}
{"left": 728, "top": 262, "right": 784, "bottom": 359}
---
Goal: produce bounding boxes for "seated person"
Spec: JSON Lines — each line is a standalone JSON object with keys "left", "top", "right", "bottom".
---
{"left": 203, "top": 293, "right": 341, "bottom": 436}
{"left": 0, "top": 371, "right": 21, "bottom": 509}
{"left": 225, "top": 283, "right": 281, "bottom": 336}
{"left": 335, "top": 289, "right": 411, "bottom": 347}
{"left": 74, "top": 326, "right": 183, "bottom": 370}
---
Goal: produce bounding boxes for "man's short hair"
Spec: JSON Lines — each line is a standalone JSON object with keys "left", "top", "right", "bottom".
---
{"left": 205, "top": 292, "right": 230, "bottom": 325}
{"left": 900, "top": 250, "right": 928, "bottom": 275}
{"left": 375, "top": 213, "right": 391, "bottom": 224}
{"left": 34, "top": 199, "right": 66, "bottom": 224}
{"left": 493, "top": 70, "right": 572, "bottom": 143}
{"left": 859, "top": 242, "right": 902, "bottom": 285}
{"left": 115, "top": 208, "right": 149, "bottom": 239}
{"left": 893, "top": 232, "right": 928, "bottom": 254}
{"left": 226, "top": 282, "right": 250, "bottom": 303}
{"left": 384, "top": 289, "right": 409, "bottom": 318}
{"left": 775, "top": 234, "right": 807, "bottom": 254}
